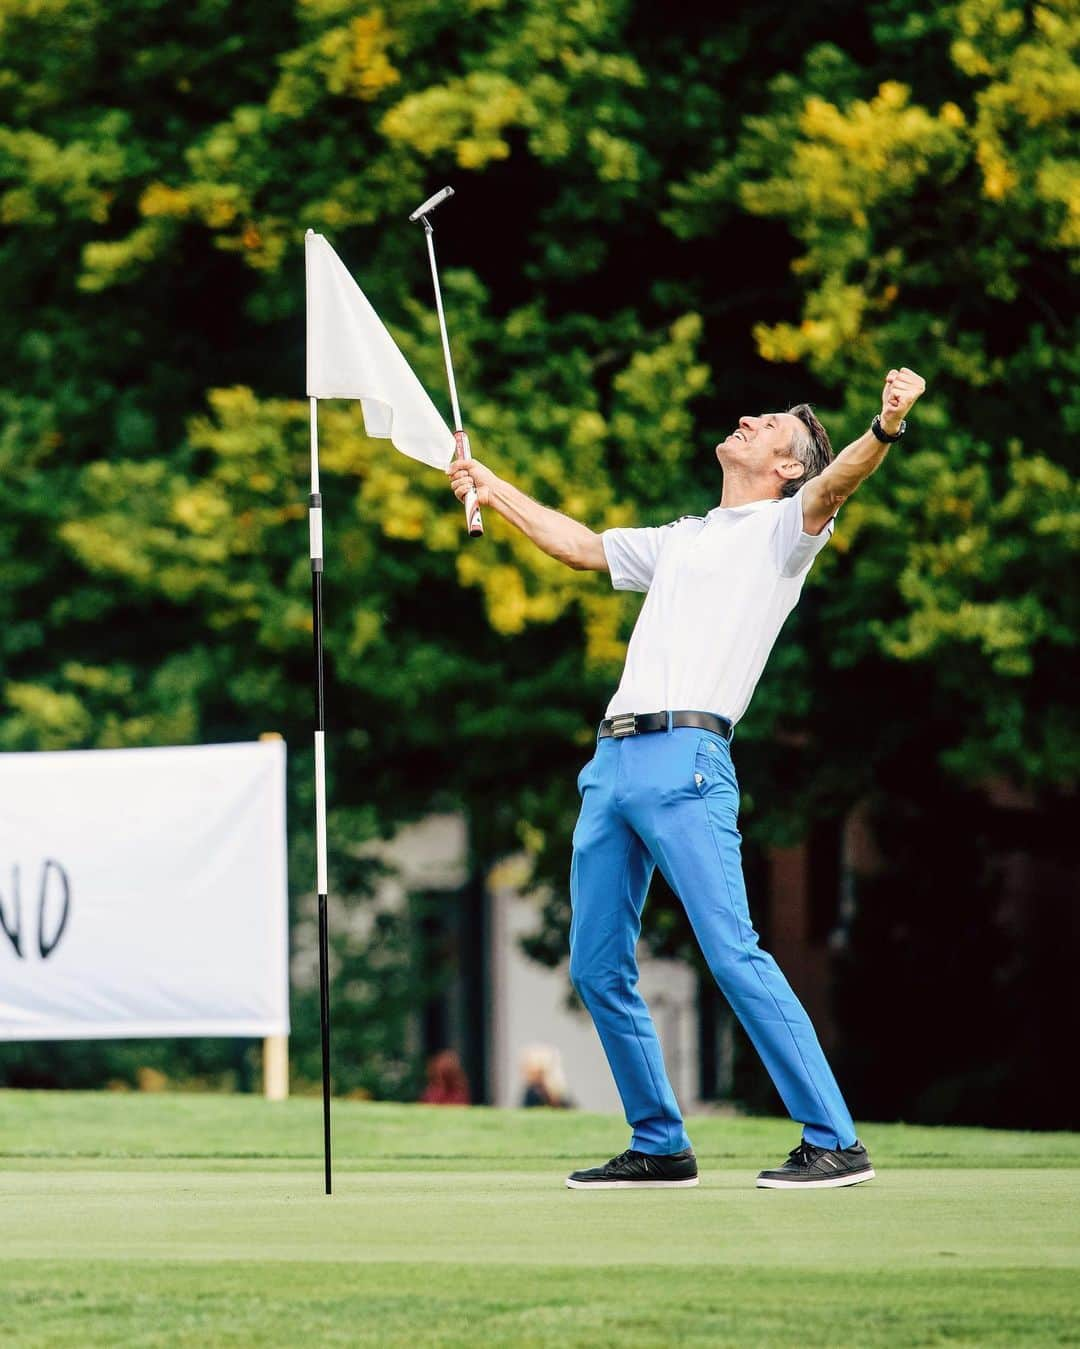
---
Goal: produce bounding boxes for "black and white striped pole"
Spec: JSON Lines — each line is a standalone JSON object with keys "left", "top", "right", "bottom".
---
{"left": 308, "top": 393, "right": 333, "bottom": 1196}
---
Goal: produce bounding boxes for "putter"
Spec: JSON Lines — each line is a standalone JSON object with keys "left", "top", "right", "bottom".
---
{"left": 409, "top": 186, "right": 483, "bottom": 537}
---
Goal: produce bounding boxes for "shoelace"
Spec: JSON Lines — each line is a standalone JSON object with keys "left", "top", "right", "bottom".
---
{"left": 604, "top": 1149, "right": 636, "bottom": 1171}
{"left": 786, "top": 1141, "right": 823, "bottom": 1169}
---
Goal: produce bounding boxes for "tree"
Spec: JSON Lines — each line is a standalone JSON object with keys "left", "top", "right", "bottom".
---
{"left": 0, "top": 1, "right": 1075, "bottom": 1117}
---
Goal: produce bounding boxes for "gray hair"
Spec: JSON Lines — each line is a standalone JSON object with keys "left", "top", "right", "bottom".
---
{"left": 781, "top": 403, "right": 834, "bottom": 498}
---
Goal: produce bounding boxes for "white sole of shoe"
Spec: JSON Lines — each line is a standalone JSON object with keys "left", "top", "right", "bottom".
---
{"left": 756, "top": 1167, "right": 876, "bottom": 1190}
{"left": 565, "top": 1176, "right": 700, "bottom": 1190}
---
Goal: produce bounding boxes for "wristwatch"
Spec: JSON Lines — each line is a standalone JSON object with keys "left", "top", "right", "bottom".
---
{"left": 871, "top": 414, "right": 906, "bottom": 443}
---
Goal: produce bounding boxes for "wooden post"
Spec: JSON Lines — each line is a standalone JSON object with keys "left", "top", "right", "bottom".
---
{"left": 258, "top": 733, "right": 290, "bottom": 1102}
{"left": 263, "top": 1034, "right": 289, "bottom": 1101}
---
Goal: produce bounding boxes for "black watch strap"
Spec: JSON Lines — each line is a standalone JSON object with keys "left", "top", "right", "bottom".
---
{"left": 871, "top": 414, "right": 906, "bottom": 443}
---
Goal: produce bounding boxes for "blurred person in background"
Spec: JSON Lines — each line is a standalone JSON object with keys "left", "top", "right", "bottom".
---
{"left": 520, "top": 1044, "right": 572, "bottom": 1108}
{"left": 419, "top": 1049, "right": 471, "bottom": 1105}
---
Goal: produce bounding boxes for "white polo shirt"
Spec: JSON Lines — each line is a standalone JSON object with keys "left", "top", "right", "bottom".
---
{"left": 601, "top": 491, "right": 833, "bottom": 724}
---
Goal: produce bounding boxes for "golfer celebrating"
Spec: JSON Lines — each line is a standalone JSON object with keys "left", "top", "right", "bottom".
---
{"left": 450, "top": 367, "right": 925, "bottom": 1189}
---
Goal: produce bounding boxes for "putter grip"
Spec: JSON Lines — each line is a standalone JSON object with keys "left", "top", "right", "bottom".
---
{"left": 454, "top": 430, "right": 484, "bottom": 537}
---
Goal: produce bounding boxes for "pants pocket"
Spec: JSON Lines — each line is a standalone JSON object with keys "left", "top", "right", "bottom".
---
{"left": 693, "top": 736, "right": 737, "bottom": 796}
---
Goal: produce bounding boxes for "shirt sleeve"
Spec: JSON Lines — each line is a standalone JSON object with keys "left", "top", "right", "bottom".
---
{"left": 601, "top": 524, "right": 672, "bottom": 592}
{"left": 772, "top": 491, "right": 836, "bottom": 578}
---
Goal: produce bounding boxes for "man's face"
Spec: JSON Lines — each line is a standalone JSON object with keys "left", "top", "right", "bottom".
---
{"left": 716, "top": 411, "right": 805, "bottom": 486}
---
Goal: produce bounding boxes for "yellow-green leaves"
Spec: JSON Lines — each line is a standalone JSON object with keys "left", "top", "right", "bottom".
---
{"left": 953, "top": 0, "right": 1080, "bottom": 245}
{"left": 0, "top": 116, "right": 128, "bottom": 226}
{"left": 742, "top": 83, "right": 967, "bottom": 370}
{"left": 3, "top": 683, "right": 92, "bottom": 750}
{"left": 610, "top": 314, "right": 710, "bottom": 492}
{"left": 382, "top": 72, "right": 525, "bottom": 167}
{"left": 0, "top": 0, "right": 1075, "bottom": 825}
{"left": 322, "top": 11, "right": 401, "bottom": 102}
{"left": 271, "top": 7, "right": 401, "bottom": 118}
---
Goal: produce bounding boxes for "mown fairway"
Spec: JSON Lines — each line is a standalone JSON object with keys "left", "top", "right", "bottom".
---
{"left": 1, "top": 1092, "right": 1077, "bottom": 1347}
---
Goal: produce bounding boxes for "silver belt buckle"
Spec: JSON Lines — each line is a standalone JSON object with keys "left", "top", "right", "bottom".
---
{"left": 610, "top": 713, "right": 637, "bottom": 738}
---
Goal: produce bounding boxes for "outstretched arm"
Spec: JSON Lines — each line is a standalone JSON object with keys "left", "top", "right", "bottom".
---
{"left": 801, "top": 367, "right": 927, "bottom": 535}
{"left": 448, "top": 458, "right": 608, "bottom": 571}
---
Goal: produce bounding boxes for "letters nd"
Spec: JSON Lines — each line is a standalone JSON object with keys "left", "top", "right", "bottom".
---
{"left": 0, "top": 860, "right": 71, "bottom": 959}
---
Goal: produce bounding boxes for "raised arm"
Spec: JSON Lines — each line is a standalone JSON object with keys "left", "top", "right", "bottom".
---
{"left": 448, "top": 458, "right": 608, "bottom": 571}
{"left": 801, "top": 367, "right": 927, "bottom": 535}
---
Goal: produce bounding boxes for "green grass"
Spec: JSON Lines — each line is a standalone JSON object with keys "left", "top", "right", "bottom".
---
{"left": 0, "top": 1092, "right": 1077, "bottom": 1346}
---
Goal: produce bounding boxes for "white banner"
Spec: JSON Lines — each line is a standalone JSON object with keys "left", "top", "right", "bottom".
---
{"left": 0, "top": 742, "right": 289, "bottom": 1040}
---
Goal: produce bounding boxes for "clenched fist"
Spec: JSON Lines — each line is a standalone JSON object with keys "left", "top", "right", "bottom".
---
{"left": 881, "top": 367, "right": 926, "bottom": 433}
{"left": 448, "top": 457, "right": 499, "bottom": 508}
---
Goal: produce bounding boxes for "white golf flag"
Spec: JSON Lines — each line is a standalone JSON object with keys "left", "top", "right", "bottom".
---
{"left": 305, "top": 230, "right": 454, "bottom": 469}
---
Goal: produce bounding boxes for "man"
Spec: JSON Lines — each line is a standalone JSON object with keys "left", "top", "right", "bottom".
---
{"left": 449, "top": 367, "right": 926, "bottom": 1190}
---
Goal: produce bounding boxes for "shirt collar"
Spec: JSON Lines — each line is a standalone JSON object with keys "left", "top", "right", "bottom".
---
{"left": 707, "top": 497, "right": 783, "bottom": 518}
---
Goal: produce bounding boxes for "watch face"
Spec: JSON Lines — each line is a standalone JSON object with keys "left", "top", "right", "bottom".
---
{"left": 872, "top": 416, "right": 905, "bottom": 442}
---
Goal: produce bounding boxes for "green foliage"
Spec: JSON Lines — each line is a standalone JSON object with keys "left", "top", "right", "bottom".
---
{"left": 0, "top": 1, "right": 1075, "bottom": 1107}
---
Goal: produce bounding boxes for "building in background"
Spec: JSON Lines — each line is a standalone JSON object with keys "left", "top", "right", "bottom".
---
{"left": 368, "top": 812, "right": 848, "bottom": 1115}
{"left": 487, "top": 858, "right": 699, "bottom": 1113}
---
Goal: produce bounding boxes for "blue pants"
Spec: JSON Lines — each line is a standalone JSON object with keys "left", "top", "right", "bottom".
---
{"left": 569, "top": 725, "right": 856, "bottom": 1154}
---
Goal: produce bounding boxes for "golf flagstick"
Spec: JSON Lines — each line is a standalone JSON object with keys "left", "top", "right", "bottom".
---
{"left": 308, "top": 395, "right": 333, "bottom": 1196}
{"left": 305, "top": 224, "right": 458, "bottom": 1196}
{"left": 409, "top": 187, "right": 483, "bottom": 537}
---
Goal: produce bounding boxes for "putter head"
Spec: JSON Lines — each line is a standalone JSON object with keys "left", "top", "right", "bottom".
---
{"left": 409, "top": 186, "right": 454, "bottom": 223}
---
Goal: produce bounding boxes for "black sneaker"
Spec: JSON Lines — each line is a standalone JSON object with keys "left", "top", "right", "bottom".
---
{"left": 756, "top": 1140, "right": 875, "bottom": 1189}
{"left": 566, "top": 1147, "right": 699, "bottom": 1190}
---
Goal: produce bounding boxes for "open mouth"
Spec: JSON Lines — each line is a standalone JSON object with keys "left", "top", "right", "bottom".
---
{"left": 730, "top": 429, "right": 746, "bottom": 443}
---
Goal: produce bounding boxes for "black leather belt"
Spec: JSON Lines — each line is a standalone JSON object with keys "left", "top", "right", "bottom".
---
{"left": 598, "top": 710, "right": 734, "bottom": 741}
